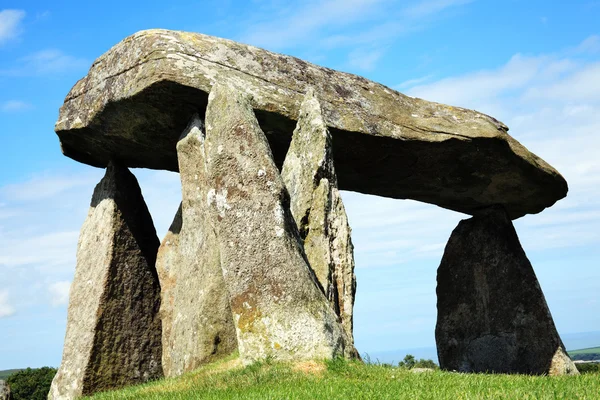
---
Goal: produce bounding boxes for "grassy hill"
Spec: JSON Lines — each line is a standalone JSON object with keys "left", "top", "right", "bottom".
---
{"left": 85, "top": 356, "right": 600, "bottom": 400}
{"left": 0, "top": 369, "right": 23, "bottom": 380}
{"left": 569, "top": 346, "right": 600, "bottom": 355}
{"left": 569, "top": 346, "right": 600, "bottom": 361}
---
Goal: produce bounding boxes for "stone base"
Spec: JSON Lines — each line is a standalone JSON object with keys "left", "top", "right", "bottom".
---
{"left": 203, "top": 81, "right": 350, "bottom": 362}
{"left": 49, "top": 163, "right": 163, "bottom": 399}
{"left": 157, "top": 115, "right": 238, "bottom": 377}
{"left": 435, "top": 207, "right": 578, "bottom": 375}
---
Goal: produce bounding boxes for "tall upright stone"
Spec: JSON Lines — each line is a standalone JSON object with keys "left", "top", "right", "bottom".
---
{"left": 0, "top": 380, "right": 10, "bottom": 400}
{"left": 204, "top": 81, "right": 350, "bottom": 363}
{"left": 435, "top": 207, "right": 578, "bottom": 375}
{"left": 49, "top": 163, "right": 163, "bottom": 400}
{"left": 281, "top": 89, "right": 357, "bottom": 353}
{"left": 157, "top": 116, "right": 238, "bottom": 377}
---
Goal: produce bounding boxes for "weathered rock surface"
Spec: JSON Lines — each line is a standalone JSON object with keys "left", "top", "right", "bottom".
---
{"left": 157, "top": 116, "right": 238, "bottom": 377}
{"left": 281, "top": 89, "right": 357, "bottom": 352}
{"left": 55, "top": 29, "right": 566, "bottom": 219}
{"left": 49, "top": 163, "right": 163, "bottom": 399}
{"left": 435, "top": 207, "right": 578, "bottom": 375}
{"left": 0, "top": 380, "right": 10, "bottom": 400}
{"left": 204, "top": 81, "right": 350, "bottom": 362}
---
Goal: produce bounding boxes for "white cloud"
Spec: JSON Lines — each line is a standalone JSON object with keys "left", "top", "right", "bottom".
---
{"left": 0, "top": 167, "right": 180, "bottom": 322}
{"left": 523, "top": 62, "right": 600, "bottom": 102}
{"left": 0, "top": 49, "right": 89, "bottom": 76}
{"left": 387, "top": 36, "right": 600, "bottom": 258}
{"left": 0, "top": 173, "right": 98, "bottom": 202}
{"left": 0, "top": 230, "right": 79, "bottom": 269}
{"left": 342, "top": 193, "right": 463, "bottom": 269}
{"left": 237, "top": 0, "right": 473, "bottom": 73}
{"left": 575, "top": 35, "right": 600, "bottom": 54}
{"left": 0, "top": 290, "right": 15, "bottom": 318}
{"left": 48, "top": 281, "right": 71, "bottom": 307}
{"left": 403, "top": 0, "right": 473, "bottom": 18}
{"left": 347, "top": 48, "right": 384, "bottom": 71}
{"left": 19, "top": 49, "right": 89, "bottom": 75}
{"left": 240, "top": 0, "right": 388, "bottom": 50}
{"left": 407, "top": 54, "right": 550, "bottom": 109}
{"left": 0, "top": 9, "right": 25, "bottom": 45}
{"left": 1, "top": 100, "right": 32, "bottom": 112}
{"left": 395, "top": 74, "right": 434, "bottom": 90}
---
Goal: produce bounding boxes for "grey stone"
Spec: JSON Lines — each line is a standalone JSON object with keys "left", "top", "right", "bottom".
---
{"left": 156, "top": 115, "right": 238, "bottom": 377}
{"left": 49, "top": 163, "right": 163, "bottom": 399}
{"left": 54, "top": 29, "right": 566, "bottom": 219}
{"left": 0, "top": 380, "right": 10, "bottom": 400}
{"left": 281, "top": 89, "right": 357, "bottom": 354}
{"left": 435, "top": 207, "right": 578, "bottom": 375}
{"left": 204, "top": 81, "right": 350, "bottom": 363}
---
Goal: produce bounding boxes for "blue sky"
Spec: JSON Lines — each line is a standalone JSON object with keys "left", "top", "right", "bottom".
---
{"left": 0, "top": 0, "right": 599, "bottom": 369}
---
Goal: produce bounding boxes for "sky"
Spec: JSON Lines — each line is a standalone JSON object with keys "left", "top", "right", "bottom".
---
{"left": 0, "top": 0, "right": 599, "bottom": 369}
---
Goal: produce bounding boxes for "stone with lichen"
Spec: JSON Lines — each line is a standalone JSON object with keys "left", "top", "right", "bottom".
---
{"left": 435, "top": 206, "right": 578, "bottom": 375}
{"left": 54, "top": 29, "right": 566, "bottom": 219}
{"left": 49, "top": 163, "right": 163, "bottom": 400}
{"left": 281, "top": 88, "right": 357, "bottom": 355}
{"left": 156, "top": 115, "right": 238, "bottom": 378}
{"left": 0, "top": 380, "right": 9, "bottom": 400}
{"left": 203, "top": 81, "right": 350, "bottom": 363}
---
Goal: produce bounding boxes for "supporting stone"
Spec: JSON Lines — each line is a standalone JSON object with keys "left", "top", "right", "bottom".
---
{"left": 435, "top": 206, "right": 578, "bottom": 375}
{"left": 156, "top": 116, "right": 238, "bottom": 377}
{"left": 49, "top": 163, "right": 163, "bottom": 400}
{"left": 204, "top": 81, "right": 350, "bottom": 363}
{"left": 0, "top": 380, "right": 10, "bottom": 400}
{"left": 281, "top": 89, "right": 357, "bottom": 354}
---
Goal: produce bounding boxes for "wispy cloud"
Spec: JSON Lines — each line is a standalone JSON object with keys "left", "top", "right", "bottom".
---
{"left": 1, "top": 100, "right": 32, "bottom": 112}
{"left": 403, "top": 0, "right": 473, "bottom": 18}
{"left": 0, "top": 167, "right": 180, "bottom": 323}
{"left": 237, "top": 0, "right": 473, "bottom": 72}
{"left": 0, "top": 9, "right": 25, "bottom": 45}
{"left": 48, "top": 281, "right": 71, "bottom": 307}
{"left": 389, "top": 36, "right": 600, "bottom": 256}
{"left": 0, "top": 173, "right": 98, "bottom": 202}
{"left": 0, "top": 230, "right": 79, "bottom": 269}
{"left": 395, "top": 74, "right": 434, "bottom": 90}
{"left": 522, "top": 62, "right": 600, "bottom": 102}
{"left": 0, "top": 290, "right": 15, "bottom": 318}
{"left": 347, "top": 48, "right": 384, "bottom": 71}
{"left": 239, "top": 0, "right": 388, "bottom": 50}
{"left": 0, "top": 49, "right": 89, "bottom": 76}
{"left": 575, "top": 35, "right": 600, "bottom": 54}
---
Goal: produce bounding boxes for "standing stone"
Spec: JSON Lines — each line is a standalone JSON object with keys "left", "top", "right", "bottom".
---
{"left": 157, "top": 115, "right": 238, "bottom": 377}
{"left": 204, "top": 81, "right": 350, "bottom": 363}
{"left": 49, "top": 163, "right": 163, "bottom": 399}
{"left": 435, "top": 206, "right": 578, "bottom": 375}
{"left": 0, "top": 380, "right": 10, "bottom": 400}
{"left": 281, "top": 89, "right": 357, "bottom": 353}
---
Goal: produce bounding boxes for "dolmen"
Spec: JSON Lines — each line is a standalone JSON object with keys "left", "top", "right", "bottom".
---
{"left": 49, "top": 29, "right": 576, "bottom": 399}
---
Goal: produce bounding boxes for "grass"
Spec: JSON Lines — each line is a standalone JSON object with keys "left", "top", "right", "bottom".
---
{"left": 569, "top": 346, "right": 600, "bottom": 355}
{"left": 86, "top": 356, "right": 600, "bottom": 400}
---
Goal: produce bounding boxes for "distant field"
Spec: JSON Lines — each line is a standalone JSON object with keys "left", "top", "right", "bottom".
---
{"left": 569, "top": 346, "right": 600, "bottom": 355}
{"left": 0, "top": 369, "right": 23, "bottom": 380}
{"left": 569, "top": 346, "right": 600, "bottom": 362}
{"left": 86, "top": 356, "right": 600, "bottom": 400}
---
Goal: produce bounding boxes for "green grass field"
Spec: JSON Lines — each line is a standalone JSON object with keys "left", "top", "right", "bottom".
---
{"left": 569, "top": 346, "right": 600, "bottom": 355}
{"left": 86, "top": 356, "right": 600, "bottom": 400}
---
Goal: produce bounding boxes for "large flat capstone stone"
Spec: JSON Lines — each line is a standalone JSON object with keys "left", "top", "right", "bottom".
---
{"left": 55, "top": 29, "right": 566, "bottom": 218}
